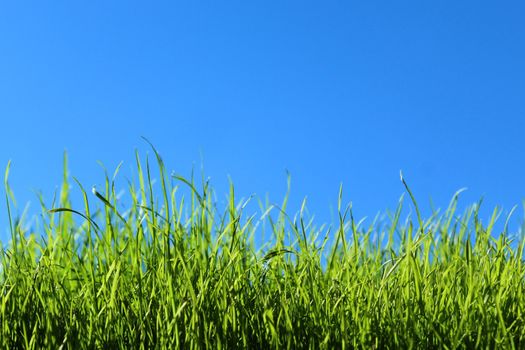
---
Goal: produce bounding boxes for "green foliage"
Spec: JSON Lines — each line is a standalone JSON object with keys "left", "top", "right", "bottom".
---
{"left": 1, "top": 151, "right": 524, "bottom": 349}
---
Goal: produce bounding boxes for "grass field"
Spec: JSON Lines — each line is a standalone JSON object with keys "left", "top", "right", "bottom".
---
{"left": 1, "top": 149, "right": 524, "bottom": 349}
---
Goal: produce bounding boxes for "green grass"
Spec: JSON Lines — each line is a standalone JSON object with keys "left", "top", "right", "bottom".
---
{"left": 1, "top": 149, "right": 524, "bottom": 349}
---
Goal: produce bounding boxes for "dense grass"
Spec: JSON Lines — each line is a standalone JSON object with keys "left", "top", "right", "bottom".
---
{"left": 1, "top": 150, "right": 524, "bottom": 349}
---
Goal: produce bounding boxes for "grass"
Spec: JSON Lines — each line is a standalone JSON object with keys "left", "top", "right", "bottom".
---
{"left": 1, "top": 149, "right": 524, "bottom": 349}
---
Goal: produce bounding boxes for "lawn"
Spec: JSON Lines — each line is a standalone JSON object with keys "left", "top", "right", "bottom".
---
{"left": 1, "top": 149, "right": 524, "bottom": 349}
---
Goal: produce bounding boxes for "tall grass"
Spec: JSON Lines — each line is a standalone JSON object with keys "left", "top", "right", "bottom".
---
{"left": 1, "top": 150, "right": 524, "bottom": 349}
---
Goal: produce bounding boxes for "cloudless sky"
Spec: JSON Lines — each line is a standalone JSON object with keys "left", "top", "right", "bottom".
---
{"left": 1, "top": 1, "right": 524, "bottom": 243}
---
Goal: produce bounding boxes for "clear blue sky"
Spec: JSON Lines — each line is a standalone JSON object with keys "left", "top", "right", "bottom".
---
{"left": 1, "top": 1, "right": 524, "bottom": 243}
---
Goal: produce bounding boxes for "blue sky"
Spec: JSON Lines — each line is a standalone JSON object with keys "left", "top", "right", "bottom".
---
{"left": 1, "top": 1, "right": 524, "bottom": 242}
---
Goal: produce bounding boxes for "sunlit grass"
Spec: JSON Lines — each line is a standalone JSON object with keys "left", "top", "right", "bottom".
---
{"left": 1, "top": 148, "right": 524, "bottom": 349}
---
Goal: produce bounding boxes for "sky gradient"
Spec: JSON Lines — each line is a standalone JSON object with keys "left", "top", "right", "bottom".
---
{"left": 1, "top": 1, "right": 524, "bottom": 242}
